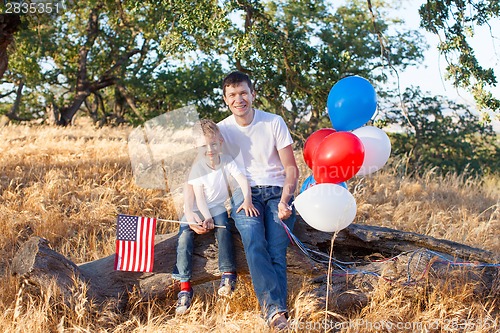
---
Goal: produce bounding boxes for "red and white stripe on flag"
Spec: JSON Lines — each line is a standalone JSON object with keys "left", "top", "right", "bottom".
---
{"left": 114, "top": 214, "right": 156, "bottom": 272}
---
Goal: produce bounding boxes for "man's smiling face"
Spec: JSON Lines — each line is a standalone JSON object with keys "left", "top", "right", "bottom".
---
{"left": 223, "top": 81, "right": 256, "bottom": 121}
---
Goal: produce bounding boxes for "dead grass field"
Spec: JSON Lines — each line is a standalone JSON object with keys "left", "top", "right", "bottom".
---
{"left": 0, "top": 122, "right": 498, "bottom": 332}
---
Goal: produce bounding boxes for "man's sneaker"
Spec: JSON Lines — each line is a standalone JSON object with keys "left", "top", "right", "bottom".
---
{"left": 270, "top": 312, "right": 289, "bottom": 332}
{"left": 175, "top": 289, "right": 193, "bottom": 315}
{"left": 217, "top": 273, "right": 237, "bottom": 297}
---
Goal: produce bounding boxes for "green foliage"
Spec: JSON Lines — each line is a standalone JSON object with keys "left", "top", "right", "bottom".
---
{"left": 221, "top": 0, "right": 425, "bottom": 139}
{"left": 1, "top": 0, "right": 230, "bottom": 124}
{"left": 386, "top": 88, "right": 499, "bottom": 176}
{"left": 419, "top": 0, "right": 500, "bottom": 116}
{"left": 1, "top": 0, "right": 427, "bottom": 129}
{"left": 157, "top": 0, "right": 231, "bottom": 53}
{"left": 126, "top": 59, "right": 227, "bottom": 125}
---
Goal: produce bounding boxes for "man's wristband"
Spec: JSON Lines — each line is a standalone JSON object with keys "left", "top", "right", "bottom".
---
{"left": 279, "top": 201, "right": 291, "bottom": 209}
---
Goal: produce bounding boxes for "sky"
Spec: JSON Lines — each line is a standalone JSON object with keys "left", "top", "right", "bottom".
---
{"left": 392, "top": 0, "right": 500, "bottom": 129}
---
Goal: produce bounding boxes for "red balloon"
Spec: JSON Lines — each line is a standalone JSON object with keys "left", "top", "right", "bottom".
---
{"left": 303, "top": 128, "right": 336, "bottom": 169}
{"left": 312, "top": 132, "right": 365, "bottom": 184}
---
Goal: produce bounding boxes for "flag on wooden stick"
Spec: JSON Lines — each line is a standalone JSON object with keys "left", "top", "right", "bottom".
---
{"left": 114, "top": 214, "right": 156, "bottom": 272}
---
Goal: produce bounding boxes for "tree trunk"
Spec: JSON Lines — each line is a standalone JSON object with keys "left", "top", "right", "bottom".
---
{"left": 0, "top": 14, "right": 21, "bottom": 79}
{"left": 57, "top": 92, "right": 91, "bottom": 126}
{"left": 48, "top": 3, "right": 143, "bottom": 126}
{"left": 11, "top": 218, "right": 499, "bottom": 311}
{"left": 113, "top": 85, "right": 126, "bottom": 123}
{"left": 116, "top": 84, "right": 145, "bottom": 122}
{"left": 5, "top": 80, "right": 24, "bottom": 120}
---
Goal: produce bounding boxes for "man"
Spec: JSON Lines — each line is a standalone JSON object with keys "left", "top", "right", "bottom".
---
{"left": 217, "top": 71, "right": 299, "bottom": 330}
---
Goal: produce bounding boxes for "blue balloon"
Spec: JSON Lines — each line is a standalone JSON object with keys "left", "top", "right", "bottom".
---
{"left": 300, "top": 174, "right": 347, "bottom": 193}
{"left": 300, "top": 175, "right": 316, "bottom": 194}
{"left": 327, "top": 76, "right": 377, "bottom": 131}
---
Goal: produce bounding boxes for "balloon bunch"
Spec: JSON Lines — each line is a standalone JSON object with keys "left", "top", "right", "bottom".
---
{"left": 295, "top": 76, "right": 391, "bottom": 233}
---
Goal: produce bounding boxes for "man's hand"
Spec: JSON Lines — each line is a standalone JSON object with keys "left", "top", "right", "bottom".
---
{"left": 236, "top": 199, "right": 260, "bottom": 217}
{"left": 278, "top": 201, "right": 292, "bottom": 220}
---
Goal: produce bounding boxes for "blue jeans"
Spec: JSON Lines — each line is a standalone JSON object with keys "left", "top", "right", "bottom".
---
{"left": 172, "top": 209, "right": 236, "bottom": 282}
{"left": 230, "top": 186, "right": 295, "bottom": 322}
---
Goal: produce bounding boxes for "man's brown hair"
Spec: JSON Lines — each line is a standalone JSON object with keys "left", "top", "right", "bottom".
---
{"left": 222, "top": 71, "right": 254, "bottom": 96}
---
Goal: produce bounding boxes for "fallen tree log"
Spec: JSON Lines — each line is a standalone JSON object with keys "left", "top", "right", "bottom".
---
{"left": 292, "top": 219, "right": 499, "bottom": 264}
{"left": 11, "top": 218, "right": 499, "bottom": 311}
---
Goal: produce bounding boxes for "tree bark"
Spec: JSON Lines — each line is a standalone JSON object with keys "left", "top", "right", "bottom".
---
{"left": 11, "top": 218, "right": 499, "bottom": 311}
{"left": 55, "top": 7, "right": 99, "bottom": 126}
{"left": 5, "top": 80, "right": 24, "bottom": 120}
{"left": 0, "top": 14, "right": 21, "bottom": 79}
{"left": 116, "top": 84, "right": 145, "bottom": 122}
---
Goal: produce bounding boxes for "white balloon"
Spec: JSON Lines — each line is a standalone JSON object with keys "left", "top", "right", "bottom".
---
{"left": 352, "top": 126, "right": 391, "bottom": 176}
{"left": 293, "top": 183, "right": 357, "bottom": 232}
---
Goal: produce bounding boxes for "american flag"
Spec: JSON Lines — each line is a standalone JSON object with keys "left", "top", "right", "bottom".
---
{"left": 114, "top": 214, "right": 156, "bottom": 272}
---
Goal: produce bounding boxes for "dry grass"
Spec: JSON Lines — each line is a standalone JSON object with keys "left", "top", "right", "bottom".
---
{"left": 0, "top": 121, "right": 498, "bottom": 332}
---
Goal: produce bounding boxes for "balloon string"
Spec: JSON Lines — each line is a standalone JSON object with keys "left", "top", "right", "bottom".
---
{"left": 325, "top": 230, "right": 338, "bottom": 331}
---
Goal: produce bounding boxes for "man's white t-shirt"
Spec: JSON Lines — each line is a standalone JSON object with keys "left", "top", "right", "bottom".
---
{"left": 217, "top": 109, "right": 293, "bottom": 187}
{"left": 188, "top": 154, "right": 243, "bottom": 216}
